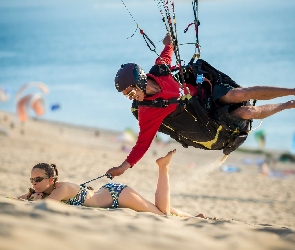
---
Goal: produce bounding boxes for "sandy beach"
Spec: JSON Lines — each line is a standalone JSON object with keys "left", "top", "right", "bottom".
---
{"left": 1, "top": 110, "right": 295, "bottom": 250}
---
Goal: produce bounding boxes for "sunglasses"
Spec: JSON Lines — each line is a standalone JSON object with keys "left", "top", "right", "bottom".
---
{"left": 30, "top": 176, "right": 49, "bottom": 183}
{"left": 124, "top": 88, "right": 137, "bottom": 99}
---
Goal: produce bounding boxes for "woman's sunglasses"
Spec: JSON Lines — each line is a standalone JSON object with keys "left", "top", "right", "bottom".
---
{"left": 30, "top": 176, "right": 49, "bottom": 183}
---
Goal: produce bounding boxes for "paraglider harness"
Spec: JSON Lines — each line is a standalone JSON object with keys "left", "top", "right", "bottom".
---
{"left": 131, "top": 59, "right": 255, "bottom": 155}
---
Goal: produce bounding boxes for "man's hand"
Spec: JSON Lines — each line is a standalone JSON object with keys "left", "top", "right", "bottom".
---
{"left": 106, "top": 161, "right": 131, "bottom": 178}
{"left": 163, "top": 33, "right": 172, "bottom": 46}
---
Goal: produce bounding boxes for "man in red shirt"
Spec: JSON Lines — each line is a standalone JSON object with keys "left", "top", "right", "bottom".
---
{"left": 106, "top": 33, "right": 295, "bottom": 178}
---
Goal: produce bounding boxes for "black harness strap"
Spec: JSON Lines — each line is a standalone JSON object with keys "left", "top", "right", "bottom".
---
{"left": 136, "top": 97, "right": 180, "bottom": 108}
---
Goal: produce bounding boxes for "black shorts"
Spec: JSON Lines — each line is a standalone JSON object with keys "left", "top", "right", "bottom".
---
{"left": 212, "top": 84, "right": 233, "bottom": 102}
{"left": 212, "top": 84, "right": 246, "bottom": 130}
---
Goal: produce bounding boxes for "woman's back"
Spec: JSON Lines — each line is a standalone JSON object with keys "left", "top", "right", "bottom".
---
{"left": 48, "top": 182, "right": 88, "bottom": 204}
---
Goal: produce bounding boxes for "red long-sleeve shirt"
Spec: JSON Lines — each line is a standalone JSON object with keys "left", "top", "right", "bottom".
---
{"left": 126, "top": 44, "right": 181, "bottom": 166}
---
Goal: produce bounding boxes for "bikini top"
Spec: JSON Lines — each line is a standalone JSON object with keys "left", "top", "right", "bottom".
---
{"left": 65, "top": 185, "right": 88, "bottom": 206}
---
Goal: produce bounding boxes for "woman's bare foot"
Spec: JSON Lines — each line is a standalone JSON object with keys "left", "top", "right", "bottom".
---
{"left": 156, "top": 149, "right": 176, "bottom": 169}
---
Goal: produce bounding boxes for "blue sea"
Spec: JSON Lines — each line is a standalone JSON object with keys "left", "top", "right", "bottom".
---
{"left": 0, "top": 0, "right": 295, "bottom": 151}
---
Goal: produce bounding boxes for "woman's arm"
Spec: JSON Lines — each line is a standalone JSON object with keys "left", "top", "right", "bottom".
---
{"left": 20, "top": 183, "right": 69, "bottom": 202}
{"left": 17, "top": 194, "right": 29, "bottom": 199}
{"left": 17, "top": 192, "right": 43, "bottom": 201}
{"left": 29, "top": 192, "right": 44, "bottom": 200}
{"left": 17, "top": 188, "right": 35, "bottom": 200}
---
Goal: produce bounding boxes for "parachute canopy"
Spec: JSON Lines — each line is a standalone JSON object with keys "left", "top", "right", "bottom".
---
{"left": 17, "top": 93, "right": 46, "bottom": 122}
{"left": 15, "top": 82, "right": 49, "bottom": 102}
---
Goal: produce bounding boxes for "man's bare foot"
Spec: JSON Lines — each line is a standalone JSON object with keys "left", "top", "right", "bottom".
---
{"left": 286, "top": 100, "right": 295, "bottom": 109}
{"left": 156, "top": 149, "right": 176, "bottom": 169}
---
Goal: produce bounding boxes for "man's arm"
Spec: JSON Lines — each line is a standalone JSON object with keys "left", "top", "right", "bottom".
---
{"left": 106, "top": 106, "right": 175, "bottom": 178}
{"left": 106, "top": 161, "right": 131, "bottom": 178}
{"left": 106, "top": 111, "right": 162, "bottom": 178}
{"left": 155, "top": 33, "right": 173, "bottom": 65}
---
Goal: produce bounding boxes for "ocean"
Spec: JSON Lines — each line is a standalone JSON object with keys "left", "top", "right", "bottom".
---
{"left": 0, "top": 0, "right": 295, "bottom": 151}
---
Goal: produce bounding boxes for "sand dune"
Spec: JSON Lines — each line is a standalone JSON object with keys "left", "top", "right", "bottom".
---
{"left": 1, "top": 110, "right": 295, "bottom": 249}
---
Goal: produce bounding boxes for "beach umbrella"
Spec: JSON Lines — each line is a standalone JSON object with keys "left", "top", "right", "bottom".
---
{"left": 16, "top": 93, "right": 46, "bottom": 122}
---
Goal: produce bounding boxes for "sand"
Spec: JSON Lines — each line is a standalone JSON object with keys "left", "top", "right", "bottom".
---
{"left": 1, "top": 110, "right": 295, "bottom": 250}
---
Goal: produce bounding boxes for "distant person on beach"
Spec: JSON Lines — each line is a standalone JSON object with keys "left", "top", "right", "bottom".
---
{"left": 17, "top": 150, "right": 205, "bottom": 218}
{"left": 106, "top": 33, "right": 295, "bottom": 178}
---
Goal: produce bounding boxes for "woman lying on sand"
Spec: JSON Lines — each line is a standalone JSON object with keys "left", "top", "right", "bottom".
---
{"left": 18, "top": 149, "right": 205, "bottom": 218}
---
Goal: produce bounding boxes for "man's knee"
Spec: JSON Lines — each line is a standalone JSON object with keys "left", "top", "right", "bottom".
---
{"left": 219, "top": 88, "right": 246, "bottom": 103}
{"left": 230, "top": 106, "right": 257, "bottom": 120}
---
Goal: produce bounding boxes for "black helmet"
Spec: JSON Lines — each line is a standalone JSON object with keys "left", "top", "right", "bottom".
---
{"left": 114, "top": 63, "right": 147, "bottom": 93}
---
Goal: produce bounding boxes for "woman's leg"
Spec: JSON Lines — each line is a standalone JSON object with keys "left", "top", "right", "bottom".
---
{"left": 155, "top": 149, "right": 205, "bottom": 218}
{"left": 170, "top": 207, "right": 205, "bottom": 218}
{"left": 119, "top": 150, "right": 205, "bottom": 218}
{"left": 118, "top": 150, "right": 177, "bottom": 216}
{"left": 118, "top": 187, "right": 164, "bottom": 215}
{"left": 118, "top": 150, "right": 177, "bottom": 215}
{"left": 154, "top": 149, "right": 176, "bottom": 214}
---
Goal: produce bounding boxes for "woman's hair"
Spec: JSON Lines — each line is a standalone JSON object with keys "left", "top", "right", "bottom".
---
{"left": 27, "top": 163, "right": 59, "bottom": 199}
{"left": 33, "top": 163, "right": 59, "bottom": 182}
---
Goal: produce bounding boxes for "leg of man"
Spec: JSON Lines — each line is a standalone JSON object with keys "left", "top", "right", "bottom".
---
{"left": 219, "top": 86, "right": 295, "bottom": 104}
{"left": 230, "top": 100, "right": 295, "bottom": 120}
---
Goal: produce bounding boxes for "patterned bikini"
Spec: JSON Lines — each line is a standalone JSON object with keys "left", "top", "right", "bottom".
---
{"left": 65, "top": 183, "right": 127, "bottom": 208}
{"left": 65, "top": 185, "right": 88, "bottom": 206}
{"left": 101, "top": 183, "right": 128, "bottom": 209}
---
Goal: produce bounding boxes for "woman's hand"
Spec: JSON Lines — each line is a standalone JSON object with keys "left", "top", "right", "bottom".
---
{"left": 30, "top": 192, "right": 44, "bottom": 200}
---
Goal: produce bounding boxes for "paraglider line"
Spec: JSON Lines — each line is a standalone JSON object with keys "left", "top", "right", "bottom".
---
{"left": 80, "top": 173, "right": 113, "bottom": 187}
